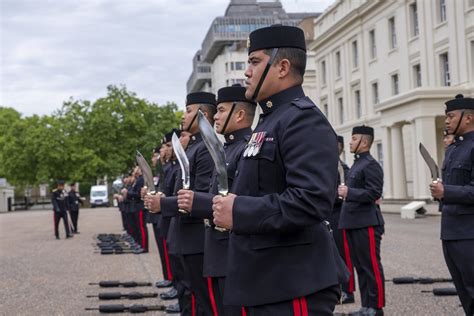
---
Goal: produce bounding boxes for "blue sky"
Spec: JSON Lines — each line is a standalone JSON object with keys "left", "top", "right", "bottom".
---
{"left": 0, "top": 0, "right": 334, "bottom": 116}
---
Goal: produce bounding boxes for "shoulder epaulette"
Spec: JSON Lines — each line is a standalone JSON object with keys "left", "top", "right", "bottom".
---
{"left": 291, "top": 96, "right": 315, "bottom": 109}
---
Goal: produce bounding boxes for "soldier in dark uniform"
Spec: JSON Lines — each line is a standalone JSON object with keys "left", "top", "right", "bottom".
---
{"left": 338, "top": 126, "right": 385, "bottom": 316}
{"left": 128, "top": 166, "right": 148, "bottom": 253}
{"left": 67, "top": 182, "right": 83, "bottom": 234}
{"left": 145, "top": 93, "right": 216, "bottom": 315}
{"left": 51, "top": 180, "right": 73, "bottom": 239}
{"left": 177, "top": 84, "right": 255, "bottom": 316}
{"left": 212, "top": 25, "right": 346, "bottom": 315}
{"left": 430, "top": 94, "right": 474, "bottom": 316}
{"left": 330, "top": 136, "right": 355, "bottom": 304}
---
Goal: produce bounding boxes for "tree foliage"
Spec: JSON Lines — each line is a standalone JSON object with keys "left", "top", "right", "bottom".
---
{"left": 0, "top": 85, "right": 182, "bottom": 187}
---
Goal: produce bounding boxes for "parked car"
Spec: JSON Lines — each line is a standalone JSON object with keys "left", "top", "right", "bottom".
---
{"left": 90, "top": 185, "right": 109, "bottom": 207}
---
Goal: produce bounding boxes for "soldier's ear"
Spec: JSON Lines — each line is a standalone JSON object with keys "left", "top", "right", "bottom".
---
{"left": 277, "top": 58, "right": 291, "bottom": 79}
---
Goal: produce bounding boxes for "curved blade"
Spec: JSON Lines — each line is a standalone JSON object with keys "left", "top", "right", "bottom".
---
{"left": 197, "top": 110, "right": 228, "bottom": 195}
{"left": 337, "top": 160, "right": 345, "bottom": 185}
{"left": 172, "top": 132, "right": 190, "bottom": 188}
{"left": 136, "top": 150, "right": 156, "bottom": 192}
{"left": 419, "top": 143, "right": 440, "bottom": 181}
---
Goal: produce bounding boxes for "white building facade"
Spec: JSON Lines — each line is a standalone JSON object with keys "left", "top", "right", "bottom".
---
{"left": 306, "top": 0, "right": 474, "bottom": 200}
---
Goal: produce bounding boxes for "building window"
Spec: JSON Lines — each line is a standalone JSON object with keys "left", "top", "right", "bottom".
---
{"left": 372, "top": 82, "right": 379, "bottom": 105}
{"left": 321, "top": 60, "right": 327, "bottom": 85}
{"left": 225, "top": 62, "right": 228, "bottom": 72}
{"left": 440, "top": 53, "right": 450, "bottom": 86}
{"left": 335, "top": 51, "right": 341, "bottom": 77}
{"left": 352, "top": 40, "right": 359, "bottom": 68}
{"left": 389, "top": 17, "right": 397, "bottom": 49}
{"left": 409, "top": 2, "right": 419, "bottom": 37}
{"left": 413, "top": 64, "right": 422, "bottom": 87}
{"left": 439, "top": 0, "right": 447, "bottom": 23}
{"left": 377, "top": 143, "right": 384, "bottom": 168}
{"left": 226, "top": 79, "right": 229, "bottom": 86}
{"left": 470, "top": 0, "right": 474, "bottom": 7}
{"left": 392, "top": 74, "right": 399, "bottom": 95}
{"left": 230, "top": 62, "right": 235, "bottom": 71}
{"left": 235, "top": 62, "right": 246, "bottom": 70}
{"left": 369, "top": 30, "right": 376, "bottom": 59}
{"left": 338, "top": 97, "right": 344, "bottom": 125}
{"left": 354, "top": 90, "right": 361, "bottom": 119}
{"left": 323, "top": 104, "right": 328, "bottom": 117}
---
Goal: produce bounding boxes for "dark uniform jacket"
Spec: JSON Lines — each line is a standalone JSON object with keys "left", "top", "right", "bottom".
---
{"left": 339, "top": 152, "right": 384, "bottom": 229}
{"left": 164, "top": 160, "right": 181, "bottom": 255}
{"left": 225, "top": 85, "right": 342, "bottom": 306}
{"left": 127, "top": 176, "right": 144, "bottom": 213}
{"left": 67, "top": 190, "right": 82, "bottom": 212}
{"left": 161, "top": 133, "right": 214, "bottom": 255}
{"left": 52, "top": 189, "right": 68, "bottom": 213}
{"left": 147, "top": 163, "right": 170, "bottom": 225}
{"left": 192, "top": 127, "right": 251, "bottom": 278}
{"left": 441, "top": 131, "right": 474, "bottom": 240}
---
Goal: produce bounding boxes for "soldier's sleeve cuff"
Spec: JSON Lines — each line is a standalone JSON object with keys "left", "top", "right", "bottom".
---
{"left": 161, "top": 196, "right": 179, "bottom": 218}
{"left": 443, "top": 184, "right": 474, "bottom": 204}
{"left": 191, "top": 192, "right": 214, "bottom": 219}
{"left": 232, "top": 196, "right": 267, "bottom": 234}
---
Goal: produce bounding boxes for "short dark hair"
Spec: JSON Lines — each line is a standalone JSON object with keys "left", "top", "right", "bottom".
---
{"left": 363, "top": 135, "right": 374, "bottom": 147}
{"left": 264, "top": 47, "right": 307, "bottom": 81}
{"left": 198, "top": 103, "right": 216, "bottom": 123}
{"left": 235, "top": 101, "right": 256, "bottom": 123}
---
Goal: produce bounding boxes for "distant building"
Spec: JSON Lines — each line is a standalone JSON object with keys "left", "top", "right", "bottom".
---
{"left": 187, "top": 0, "right": 319, "bottom": 94}
{"left": 304, "top": 0, "right": 474, "bottom": 200}
{"left": 0, "top": 178, "right": 14, "bottom": 212}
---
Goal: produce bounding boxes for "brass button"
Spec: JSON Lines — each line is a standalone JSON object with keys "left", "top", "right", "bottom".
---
{"left": 266, "top": 101, "right": 273, "bottom": 108}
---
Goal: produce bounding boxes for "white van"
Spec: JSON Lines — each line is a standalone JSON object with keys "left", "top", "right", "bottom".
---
{"left": 90, "top": 185, "right": 109, "bottom": 207}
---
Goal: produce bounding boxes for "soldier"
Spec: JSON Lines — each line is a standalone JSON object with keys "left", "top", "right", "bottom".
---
{"left": 430, "top": 94, "right": 474, "bottom": 316}
{"left": 443, "top": 128, "right": 455, "bottom": 149}
{"left": 211, "top": 25, "right": 346, "bottom": 315}
{"left": 330, "top": 136, "right": 355, "bottom": 304}
{"left": 177, "top": 84, "right": 255, "bottom": 315}
{"left": 51, "top": 180, "right": 73, "bottom": 239}
{"left": 338, "top": 126, "right": 385, "bottom": 316}
{"left": 127, "top": 166, "right": 148, "bottom": 253}
{"left": 67, "top": 182, "right": 83, "bottom": 234}
{"left": 145, "top": 93, "right": 216, "bottom": 315}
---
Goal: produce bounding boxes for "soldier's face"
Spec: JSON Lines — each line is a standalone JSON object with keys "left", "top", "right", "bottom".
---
{"left": 163, "top": 142, "right": 172, "bottom": 160}
{"left": 445, "top": 110, "right": 473, "bottom": 135}
{"left": 245, "top": 50, "right": 275, "bottom": 102}
{"left": 58, "top": 184, "right": 64, "bottom": 190}
{"left": 443, "top": 134, "right": 454, "bottom": 148}
{"left": 349, "top": 135, "right": 362, "bottom": 153}
{"left": 151, "top": 152, "right": 159, "bottom": 167}
{"left": 179, "top": 131, "right": 192, "bottom": 150}
{"left": 214, "top": 102, "right": 232, "bottom": 134}
{"left": 182, "top": 104, "right": 199, "bottom": 133}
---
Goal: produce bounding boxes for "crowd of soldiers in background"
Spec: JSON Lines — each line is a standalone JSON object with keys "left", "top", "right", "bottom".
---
{"left": 50, "top": 181, "right": 84, "bottom": 239}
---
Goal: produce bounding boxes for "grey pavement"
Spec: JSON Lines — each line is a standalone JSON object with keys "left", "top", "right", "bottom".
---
{"left": 0, "top": 207, "right": 464, "bottom": 315}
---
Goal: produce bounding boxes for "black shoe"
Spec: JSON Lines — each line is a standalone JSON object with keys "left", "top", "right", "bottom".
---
{"left": 160, "top": 288, "right": 178, "bottom": 300}
{"left": 66, "top": 234, "right": 73, "bottom": 238}
{"left": 74, "top": 231, "right": 80, "bottom": 234}
{"left": 341, "top": 291, "right": 355, "bottom": 304}
{"left": 165, "top": 302, "right": 181, "bottom": 314}
{"left": 362, "top": 308, "right": 383, "bottom": 316}
{"left": 156, "top": 280, "right": 173, "bottom": 288}
{"left": 133, "top": 248, "right": 144, "bottom": 254}
{"left": 56, "top": 236, "right": 60, "bottom": 240}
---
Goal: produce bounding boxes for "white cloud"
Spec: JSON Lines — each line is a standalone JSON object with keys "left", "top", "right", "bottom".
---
{"left": 0, "top": 0, "right": 333, "bottom": 116}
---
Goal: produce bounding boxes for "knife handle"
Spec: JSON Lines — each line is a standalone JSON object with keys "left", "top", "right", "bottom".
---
{"left": 214, "top": 191, "right": 229, "bottom": 232}
{"left": 179, "top": 185, "right": 191, "bottom": 214}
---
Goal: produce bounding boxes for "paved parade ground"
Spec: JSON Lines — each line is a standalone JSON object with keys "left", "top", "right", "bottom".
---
{"left": 0, "top": 207, "right": 463, "bottom": 315}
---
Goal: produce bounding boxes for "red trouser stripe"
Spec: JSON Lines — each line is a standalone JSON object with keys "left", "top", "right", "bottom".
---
{"left": 300, "top": 297, "right": 308, "bottom": 316}
{"left": 192, "top": 293, "right": 196, "bottom": 316}
{"left": 162, "top": 238, "right": 173, "bottom": 280}
{"left": 343, "top": 229, "right": 355, "bottom": 293}
{"left": 241, "top": 307, "right": 247, "bottom": 316}
{"left": 368, "top": 226, "right": 384, "bottom": 308}
{"left": 139, "top": 210, "right": 146, "bottom": 249}
{"left": 292, "top": 298, "right": 301, "bottom": 316}
{"left": 207, "top": 277, "right": 219, "bottom": 316}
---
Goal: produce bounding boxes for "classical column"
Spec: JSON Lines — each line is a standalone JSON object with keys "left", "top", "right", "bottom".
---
{"left": 412, "top": 116, "right": 438, "bottom": 199}
{"left": 390, "top": 123, "right": 408, "bottom": 199}
{"left": 380, "top": 126, "right": 393, "bottom": 199}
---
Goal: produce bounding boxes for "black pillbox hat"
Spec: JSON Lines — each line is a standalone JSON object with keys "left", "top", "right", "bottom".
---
{"left": 337, "top": 135, "right": 344, "bottom": 144}
{"left": 217, "top": 84, "right": 256, "bottom": 105}
{"left": 445, "top": 94, "right": 474, "bottom": 113}
{"left": 247, "top": 25, "right": 306, "bottom": 54}
{"left": 186, "top": 92, "right": 216, "bottom": 106}
{"left": 352, "top": 125, "right": 374, "bottom": 137}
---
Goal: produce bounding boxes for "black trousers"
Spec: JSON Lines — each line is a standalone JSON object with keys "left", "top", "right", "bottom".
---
{"left": 443, "top": 239, "right": 474, "bottom": 316}
{"left": 346, "top": 225, "right": 385, "bottom": 309}
{"left": 205, "top": 276, "right": 241, "bottom": 316}
{"left": 120, "top": 210, "right": 127, "bottom": 231}
{"left": 129, "top": 210, "right": 149, "bottom": 251}
{"left": 169, "top": 253, "right": 192, "bottom": 315}
{"left": 53, "top": 211, "right": 70, "bottom": 237}
{"left": 69, "top": 210, "right": 79, "bottom": 232}
{"left": 152, "top": 224, "right": 173, "bottom": 281}
{"left": 330, "top": 209, "right": 355, "bottom": 294}
{"left": 183, "top": 253, "right": 213, "bottom": 316}
{"left": 243, "top": 285, "right": 340, "bottom": 316}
